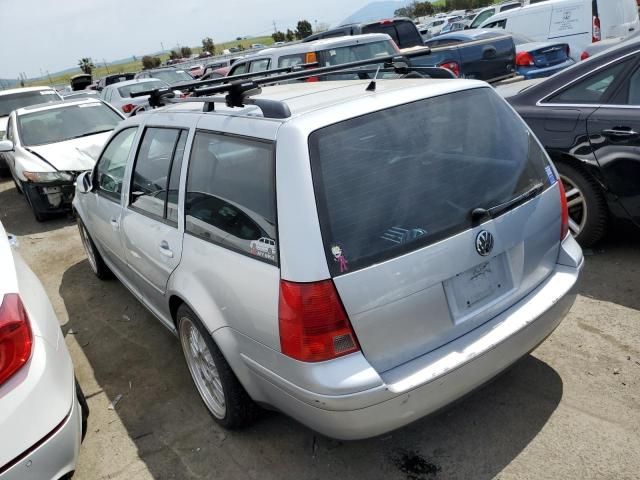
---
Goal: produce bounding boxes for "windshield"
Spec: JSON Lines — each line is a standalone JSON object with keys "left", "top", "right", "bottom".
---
{"left": 319, "top": 40, "right": 397, "bottom": 66}
{"left": 309, "top": 88, "right": 552, "bottom": 275}
{"left": 17, "top": 102, "right": 122, "bottom": 146}
{"left": 118, "top": 80, "right": 166, "bottom": 97}
{"left": 471, "top": 8, "right": 495, "bottom": 28}
{"left": 0, "top": 90, "right": 61, "bottom": 117}
{"left": 150, "top": 69, "right": 193, "bottom": 84}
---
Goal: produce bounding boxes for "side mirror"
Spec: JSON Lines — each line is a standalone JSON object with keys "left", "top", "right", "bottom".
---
{"left": 0, "top": 140, "right": 14, "bottom": 152}
{"left": 76, "top": 171, "right": 93, "bottom": 194}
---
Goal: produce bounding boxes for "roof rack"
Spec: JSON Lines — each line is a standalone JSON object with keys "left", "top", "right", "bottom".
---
{"left": 130, "top": 47, "right": 455, "bottom": 119}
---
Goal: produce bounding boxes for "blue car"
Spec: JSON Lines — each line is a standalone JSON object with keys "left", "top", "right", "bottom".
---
{"left": 425, "top": 29, "right": 575, "bottom": 80}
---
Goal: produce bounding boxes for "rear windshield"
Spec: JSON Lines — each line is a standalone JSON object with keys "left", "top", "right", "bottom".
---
{"left": 118, "top": 80, "right": 165, "bottom": 97}
{"left": 0, "top": 90, "right": 60, "bottom": 117}
{"left": 18, "top": 103, "right": 121, "bottom": 146}
{"left": 309, "top": 88, "right": 552, "bottom": 276}
{"left": 362, "top": 21, "right": 423, "bottom": 48}
{"left": 319, "top": 40, "right": 397, "bottom": 67}
{"left": 150, "top": 70, "right": 193, "bottom": 84}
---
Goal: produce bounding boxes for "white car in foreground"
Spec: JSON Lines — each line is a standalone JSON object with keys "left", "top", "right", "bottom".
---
{"left": 0, "top": 223, "right": 88, "bottom": 479}
{"left": 0, "top": 98, "right": 124, "bottom": 221}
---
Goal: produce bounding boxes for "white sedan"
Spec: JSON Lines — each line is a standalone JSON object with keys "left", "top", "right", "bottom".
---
{"left": 99, "top": 78, "right": 178, "bottom": 116}
{"left": 0, "top": 222, "right": 88, "bottom": 479}
{"left": 0, "top": 98, "right": 124, "bottom": 221}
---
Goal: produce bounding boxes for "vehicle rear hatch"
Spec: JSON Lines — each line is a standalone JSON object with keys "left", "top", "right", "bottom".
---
{"left": 362, "top": 19, "right": 424, "bottom": 48}
{"left": 521, "top": 42, "right": 570, "bottom": 68}
{"left": 308, "top": 87, "right": 562, "bottom": 373}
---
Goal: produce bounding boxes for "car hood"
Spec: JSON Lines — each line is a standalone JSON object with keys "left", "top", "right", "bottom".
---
{"left": 27, "top": 131, "right": 112, "bottom": 171}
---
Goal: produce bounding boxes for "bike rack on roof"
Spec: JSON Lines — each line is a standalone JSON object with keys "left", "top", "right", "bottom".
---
{"left": 129, "top": 47, "right": 458, "bottom": 119}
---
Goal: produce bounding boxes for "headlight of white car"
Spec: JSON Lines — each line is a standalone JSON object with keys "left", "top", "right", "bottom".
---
{"left": 23, "top": 171, "right": 74, "bottom": 183}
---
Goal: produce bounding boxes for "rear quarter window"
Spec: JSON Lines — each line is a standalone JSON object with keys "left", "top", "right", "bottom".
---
{"left": 309, "top": 88, "right": 552, "bottom": 276}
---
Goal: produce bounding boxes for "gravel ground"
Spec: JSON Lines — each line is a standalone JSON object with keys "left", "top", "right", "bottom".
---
{"left": 1, "top": 176, "right": 638, "bottom": 480}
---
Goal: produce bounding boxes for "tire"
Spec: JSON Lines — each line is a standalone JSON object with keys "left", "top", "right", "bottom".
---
{"left": 177, "top": 304, "right": 260, "bottom": 429}
{"left": 75, "top": 378, "right": 89, "bottom": 442}
{"left": 77, "top": 217, "right": 112, "bottom": 279}
{"left": 556, "top": 162, "right": 608, "bottom": 247}
{"left": 22, "top": 184, "right": 47, "bottom": 222}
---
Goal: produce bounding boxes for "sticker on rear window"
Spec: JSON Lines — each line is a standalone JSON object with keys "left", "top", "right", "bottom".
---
{"left": 331, "top": 245, "right": 349, "bottom": 273}
{"left": 545, "top": 165, "right": 556, "bottom": 184}
{"left": 78, "top": 103, "right": 100, "bottom": 108}
{"left": 40, "top": 91, "right": 56, "bottom": 95}
{"left": 176, "top": 70, "right": 185, "bottom": 74}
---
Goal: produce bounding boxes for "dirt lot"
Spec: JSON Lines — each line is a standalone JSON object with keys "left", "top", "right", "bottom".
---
{"left": 1, "top": 176, "right": 639, "bottom": 480}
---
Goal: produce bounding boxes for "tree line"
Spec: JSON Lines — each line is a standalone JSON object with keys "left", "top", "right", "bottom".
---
{"left": 395, "top": 0, "right": 498, "bottom": 17}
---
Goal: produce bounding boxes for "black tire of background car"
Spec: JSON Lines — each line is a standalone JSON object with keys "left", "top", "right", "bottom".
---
{"left": 22, "top": 182, "right": 47, "bottom": 222}
{"left": 556, "top": 162, "right": 608, "bottom": 247}
{"left": 12, "top": 175, "right": 23, "bottom": 195}
{"left": 75, "top": 377, "right": 89, "bottom": 442}
{"left": 76, "top": 218, "right": 113, "bottom": 280}
{"left": 177, "top": 304, "right": 262, "bottom": 429}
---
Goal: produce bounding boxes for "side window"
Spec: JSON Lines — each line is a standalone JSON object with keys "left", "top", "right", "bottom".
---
{"left": 185, "top": 131, "right": 277, "bottom": 264}
{"left": 471, "top": 9, "right": 495, "bottom": 28}
{"left": 611, "top": 65, "right": 640, "bottom": 105}
{"left": 485, "top": 20, "right": 507, "bottom": 29}
{"left": 230, "top": 62, "right": 248, "bottom": 75}
{"left": 548, "top": 60, "right": 630, "bottom": 104}
{"left": 130, "top": 127, "right": 185, "bottom": 223}
{"left": 96, "top": 127, "right": 138, "bottom": 202}
{"left": 249, "top": 59, "right": 270, "bottom": 73}
{"left": 278, "top": 54, "right": 305, "bottom": 68}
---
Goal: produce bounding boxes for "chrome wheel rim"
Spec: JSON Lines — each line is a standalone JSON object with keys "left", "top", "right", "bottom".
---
{"left": 560, "top": 174, "right": 587, "bottom": 237}
{"left": 78, "top": 223, "right": 98, "bottom": 274}
{"left": 179, "top": 317, "right": 226, "bottom": 419}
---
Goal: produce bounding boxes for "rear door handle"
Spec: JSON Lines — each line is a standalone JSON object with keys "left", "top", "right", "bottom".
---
{"left": 159, "top": 240, "right": 174, "bottom": 258}
{"left": 110, "top": 218, "right": 119, "bottom": 230}
{"left": 602, "top": 128, "right": 639, "bottom": 138}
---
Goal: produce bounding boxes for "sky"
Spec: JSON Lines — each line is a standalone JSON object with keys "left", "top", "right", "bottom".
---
{"left": 0, "top": 0, "right": 380, "bottom": 78}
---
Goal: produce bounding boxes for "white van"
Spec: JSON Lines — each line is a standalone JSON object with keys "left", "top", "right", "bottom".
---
{"left": 480, "top": 0, "right": 640, "bottom": 60}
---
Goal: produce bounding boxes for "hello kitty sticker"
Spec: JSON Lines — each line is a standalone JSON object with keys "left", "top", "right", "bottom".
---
{"left": 331, "top": 245, "right": 349, "bottom": 273}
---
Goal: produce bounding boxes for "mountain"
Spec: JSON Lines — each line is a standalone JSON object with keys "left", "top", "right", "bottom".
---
{"left": 340, "top": 0, "right": 414, "bottom": 25}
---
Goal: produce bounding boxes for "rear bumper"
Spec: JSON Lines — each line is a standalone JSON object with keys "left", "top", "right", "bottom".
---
{"left": 240, "top": 239, "right": 583, "bottom": 440}
{"left": 517, "top": 59, "right": 575, "bottom": 79}
{"left": 0, "top": 385, "right": 81, "bottom": 480}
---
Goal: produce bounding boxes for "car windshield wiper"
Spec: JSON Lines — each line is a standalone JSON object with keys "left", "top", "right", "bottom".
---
{"left": 471, "top": 183, "right": 545, "bottom": 224}
{"left": 70, "top": 129, "right": 113, "bottom": 139}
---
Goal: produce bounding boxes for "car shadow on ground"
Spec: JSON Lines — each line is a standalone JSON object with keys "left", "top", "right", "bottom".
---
{"left": 578, "top": 225, "right": 640, "bottom": 312}
{"left": 0, "top": 178, "right": 74, "bottom": 236}
{"left": 60, "top": 259, "right": 563, "bottom": 480}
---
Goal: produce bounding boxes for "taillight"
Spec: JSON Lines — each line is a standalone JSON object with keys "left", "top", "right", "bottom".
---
{"left": 558, "top": 180, "right": 569, "bottom": 240}
{"left": 0, "top": 294, "right": 33, "bottom": 386}
{"left": 279, "top": 280, "right": 360, "bottom": 362}
{"left": 515, "top": 51, "right": 535, "bottom": 67}
{"left": 305, "top": 76, "right": 319, "bottom": 83}
{"left": 580, "top": 51, "right": 590, "bottom": 61}
{"left": 592, "top": 15, "right": 601, "bottom": 42}
{"left": 379, "top": 19, "right": 393, "bottom": 25}
{"left": 438, "top": 61, "right": 460, "bottom": 78}
{"left": 122, "top": 103, "right": 135, "bottom": 114}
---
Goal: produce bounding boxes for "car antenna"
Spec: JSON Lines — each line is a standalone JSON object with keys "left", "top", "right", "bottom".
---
{"left": 366, "top": 65, "right": 381, "bottom": 92}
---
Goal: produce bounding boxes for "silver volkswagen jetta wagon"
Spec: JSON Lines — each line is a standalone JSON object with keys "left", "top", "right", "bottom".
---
{"left": 73, "top": 78, "right": 583, "bottom": 440}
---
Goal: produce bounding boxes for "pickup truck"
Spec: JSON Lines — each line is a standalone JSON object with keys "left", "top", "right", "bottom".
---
{"left": 300, "top": 17, "right": 516, "bottom": 83}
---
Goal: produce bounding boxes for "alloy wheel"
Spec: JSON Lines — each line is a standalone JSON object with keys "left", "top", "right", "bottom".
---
{"left": 179, "top": 317, "right": 226, "bottom": 419}
{"left": 560, "top": 174, "right": 587, "bottom": 237}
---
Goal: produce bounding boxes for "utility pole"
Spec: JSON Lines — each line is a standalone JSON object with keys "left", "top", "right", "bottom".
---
{"left": 103, "top": 59, "right": 110, "bottom": 74}
{"left": 272, "top": 20, "right": 277, "bottom": 33}
{"left": 46, "top": 70, "right": 53, "bottom": 86}
{"left": 161, "top": 42, "right": 165, "bottom": 53}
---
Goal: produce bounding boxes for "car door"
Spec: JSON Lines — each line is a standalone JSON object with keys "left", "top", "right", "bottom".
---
{"left": 587, "top": 58, "right": 640, "bottom": 225}
{"left": 88, "top": 127, "right": 139, "bottom": 275}
{"left": 120, "top": 126, "right": 189, "bottom": 312}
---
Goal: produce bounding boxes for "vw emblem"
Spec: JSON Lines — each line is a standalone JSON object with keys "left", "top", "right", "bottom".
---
{"left": 475, "top": 230, "right": 494, "bottom": 257}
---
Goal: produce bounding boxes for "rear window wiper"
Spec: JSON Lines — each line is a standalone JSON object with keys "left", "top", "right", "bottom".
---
{"left": 471, "top": 183, "right": 545, "bottom": 224}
